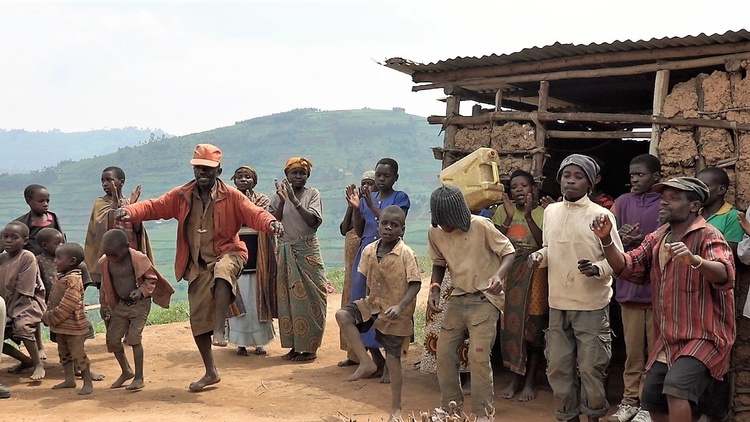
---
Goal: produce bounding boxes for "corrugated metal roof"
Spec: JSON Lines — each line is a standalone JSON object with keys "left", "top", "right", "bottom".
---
{"left": 384, "top": 29, "right": 750, "bottom": 75}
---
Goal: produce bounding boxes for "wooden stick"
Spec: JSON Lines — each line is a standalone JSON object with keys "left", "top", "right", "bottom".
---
{"left": 443, "top": 95, "right": 460, "bottom": 168}
{"left": 413, "top": 52, "right": 750, "bottom": 92}
{"left": 426, "top": 111, "right": 750, "bottom": 131}
{"left": 533, "top": 81, "right": 549, "bottom": 179}
{"left": 547, "top": 130, "right": 652, "bottom": 139}
{"left": 409, "top": 42, "right": 750, "bottom": 83}
{"left": 650, "top": 70, "right": 670, "bottom": 156}
{"left": 695, "top": 75, "right": 707, "bottom": 171}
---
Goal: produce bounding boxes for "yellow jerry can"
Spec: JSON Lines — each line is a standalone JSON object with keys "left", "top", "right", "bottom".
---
{"left": 439, "top": 148, "right": 504, "bottom": 212}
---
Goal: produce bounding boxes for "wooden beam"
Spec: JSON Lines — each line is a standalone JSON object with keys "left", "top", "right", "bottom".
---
{"left": 426, "top": 111, "right": 750, "bottom": 131}
{"left": 533, "top": 81, "right": 549, "bottom": 179}
{"left": 411, "top": 42, "right": 750, "bottom": 83}
{"left": 547, "top": 130, "right": 652, "bottom": 139}
{"left": 413, "top": 52, "right": 750, "bottom": 92}
{"left": 649, "top": 70, "right": 670, "bottom": 156}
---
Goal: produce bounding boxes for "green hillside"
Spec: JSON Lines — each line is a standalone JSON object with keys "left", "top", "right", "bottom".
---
{"left": 0, "top": 128, "right": 168, "bottom": 174}
{"left": 0, "top": 108, "right": 442, "bottom": 300}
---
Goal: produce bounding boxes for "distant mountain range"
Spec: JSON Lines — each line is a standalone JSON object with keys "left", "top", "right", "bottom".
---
{"left": 0, "top": 108, "right": 443, "bottom": 298}
{"left": 0, "top": 127, "right": 168, "bottom": 174}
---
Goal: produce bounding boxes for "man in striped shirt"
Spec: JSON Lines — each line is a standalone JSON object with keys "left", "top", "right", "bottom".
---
{"left": 591, "top": 177, "right": 735, "bottom": 422}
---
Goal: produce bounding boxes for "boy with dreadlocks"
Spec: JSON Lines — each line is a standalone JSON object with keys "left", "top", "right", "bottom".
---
{"left": 427, "top": 185, "right": 515, "bottom": 421}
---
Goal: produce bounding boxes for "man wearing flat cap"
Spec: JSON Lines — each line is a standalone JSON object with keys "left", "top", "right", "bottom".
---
{"left": 592, "top": 176, "right": 735, "bottom": 422}
{"left": 115, "top": 143, "right": 284, "bottom": 392}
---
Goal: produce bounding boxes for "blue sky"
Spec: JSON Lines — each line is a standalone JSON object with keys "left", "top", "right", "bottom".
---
{"left": 1, "top": 1, "right": 746, "bottom": 136}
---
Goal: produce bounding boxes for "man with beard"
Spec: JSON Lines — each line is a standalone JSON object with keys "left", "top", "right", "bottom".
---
{"left": 591, "top": 177, "right": 735, "bottom": 422}
{"left": 115, "top": 144, "right": 284, "bottom": 392}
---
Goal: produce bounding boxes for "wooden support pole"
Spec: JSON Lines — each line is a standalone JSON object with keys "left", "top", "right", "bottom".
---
{"left": 695, "top": 75, "right": 707, "bottom": 171}
{"left": 533, "top": 81, "right": 549, "bottom": 180}
{"left": 495, "top": 90, "right": 503, "bottom": 111}
{"left": 650, "top": 69, "right": 670, "bottom": 156}
{"left": 413, "top": 52, "right": 750, "bottom": 92}
{"left": 472, "top": 104, "right": 482, "bottom": 116}
{"left": 443, "top": 95, "right": 460, "bottom": 168}
{"left": 426, "top": 111, "right": 750, "bottom": 131}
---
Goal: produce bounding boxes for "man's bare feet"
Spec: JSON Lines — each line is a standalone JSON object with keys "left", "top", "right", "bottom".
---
{"left": 346, "top": 361, "right": 377, "bottom": 381}
{"left": 52, "top": 380, "right": 77, "bottom": 390}
{"left": 188, "top": 372, "right": 221, "bottom": 392}
{"left": 498, "top": 376, "right": 520, "bottom": 399}
{"left": 126, "top": 378, "right": 145, "bottom": 391}
{"left": 79, "top": 381, "right": 93, "bottom": 395}
{"left": 8, "top": 361, "right": 32, "bottom": 374}
{"left": 281, "top": 349, "right": 296, "bottom": 360}
{"left": 517, "top": 384, "right": 537, "bottom": 402}
{"left": 236, "top": 347, "right": 249, "bottom": 356}
{"left": 211, "top": 332, "right": 228, "bottom": 347}
{"left": 30, "top": 364, "right": 45, "bottom": 381}
{"left": 291, "top": 352, "right": 317, "bottom": 362}
{"left": 337, "top": 359, "right": 358, "bottom": 367}
{"left": 111, "top": 371, "right": 135, "bottom": 388}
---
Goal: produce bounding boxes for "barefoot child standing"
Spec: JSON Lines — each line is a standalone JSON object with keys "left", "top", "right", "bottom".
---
{"left": 0, "top": 221, "right": 46, "bottom": 381}
{"left": 99, "top": 229, "right": 174, "bottom": 390}
{"left": 42, "top": 242, "right": 92, "bottom": 394}
{"left": 335, "top": 205, "right": 421, "bottom": 420}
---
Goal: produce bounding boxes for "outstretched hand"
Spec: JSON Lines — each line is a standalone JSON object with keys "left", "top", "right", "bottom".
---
{"left": 345, "top": 184, "right": 360, "bottom": 208}
{"left": 590, "top": 214, "right": 613, "bottom": 240}
{"left": 130, "top": 184, "right": 142, "bottom": 204}
{"left": 501, "top": 193, "right": 515, "bottom": 220}
{"left": 540, "top": 195, "right": 559, "bottom": 208}
{"left": 114, "top": 208, "right": 131, "bottom": 221}
{"left": 274, "top": 179, "right": 286, "bottom": 201}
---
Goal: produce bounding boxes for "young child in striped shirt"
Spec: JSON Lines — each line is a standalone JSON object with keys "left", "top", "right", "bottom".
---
{"left": 42, "top": 242, "right": 93, "bottom": 395}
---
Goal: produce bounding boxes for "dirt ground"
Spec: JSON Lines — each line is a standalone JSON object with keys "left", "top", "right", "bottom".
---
{"left": 0, "top": 285, "right": 620, "bottom": 422}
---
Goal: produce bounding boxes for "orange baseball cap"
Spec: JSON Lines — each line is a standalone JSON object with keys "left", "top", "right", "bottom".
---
{"left": 190, "top": 144, "right": 222, "bottom": 168}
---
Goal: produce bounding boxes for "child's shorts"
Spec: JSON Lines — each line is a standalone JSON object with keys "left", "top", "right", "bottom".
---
{"left": 641, "top": 356, "right": 713, "bottom": 414}
{"left": 340, "top": 302, "right": 408, "bottom": 358}
{"left": 56, "top": 333, "right": 90, "bottom": 370}
{"left": 106, "top": 297, "right": 151, "bottom": 353}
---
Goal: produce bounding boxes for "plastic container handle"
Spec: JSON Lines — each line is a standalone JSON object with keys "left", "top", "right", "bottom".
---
{"left": 491, "top": 161, "right": 499, "bottom": 185}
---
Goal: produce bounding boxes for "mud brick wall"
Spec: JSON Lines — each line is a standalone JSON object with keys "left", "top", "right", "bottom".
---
{"left": 454, "top": 122, "right": 536, "bottom": 181}
{"left": 657, "top": 70, "right": 750, "bottom": 210}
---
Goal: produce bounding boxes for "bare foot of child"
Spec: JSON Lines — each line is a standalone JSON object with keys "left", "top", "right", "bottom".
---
{"left": 30, "top": 364, "right": 45, "bottom": 381}
{"left": 379, "top": 367, "right": 390, "bottom": 384}
{"left": 254, "top": 347, "right": 267, "bottom": 355}
{"left": 346, "top": 360, "right": 377, "bottom": 381}
{"left": 8, "top": 362, "right": 31, "bottom": 374}
{"left": 337, "top": 359, "right": 357, "bottom": 367}
{"left": 79, "top": 380, "right": 93, "bottom": 395}
{"left": 236, "top": 347, "right": 249, "bottom": 356}
{"left": 188, "top": 372, "right": 221, "bottom": 392}
{"left": 498, "top": 376, "right": 520, "bottom": 399}
{"left": 52, "top": 380, "right": 77, "bottom": 390}
{"left": 91, "top": 371, "right": 105, "bottom": 381}
{"left": 126, "top": 378, "right": 145, "bottom": 391}
{"left": 517, "top": 384, "right": 537, "bottom": 402}
{"left": 211, "top": 332, "right": 228, "bottom": 347}
{"left": 111, "top": 371, "right": 135, "bottom": 388}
